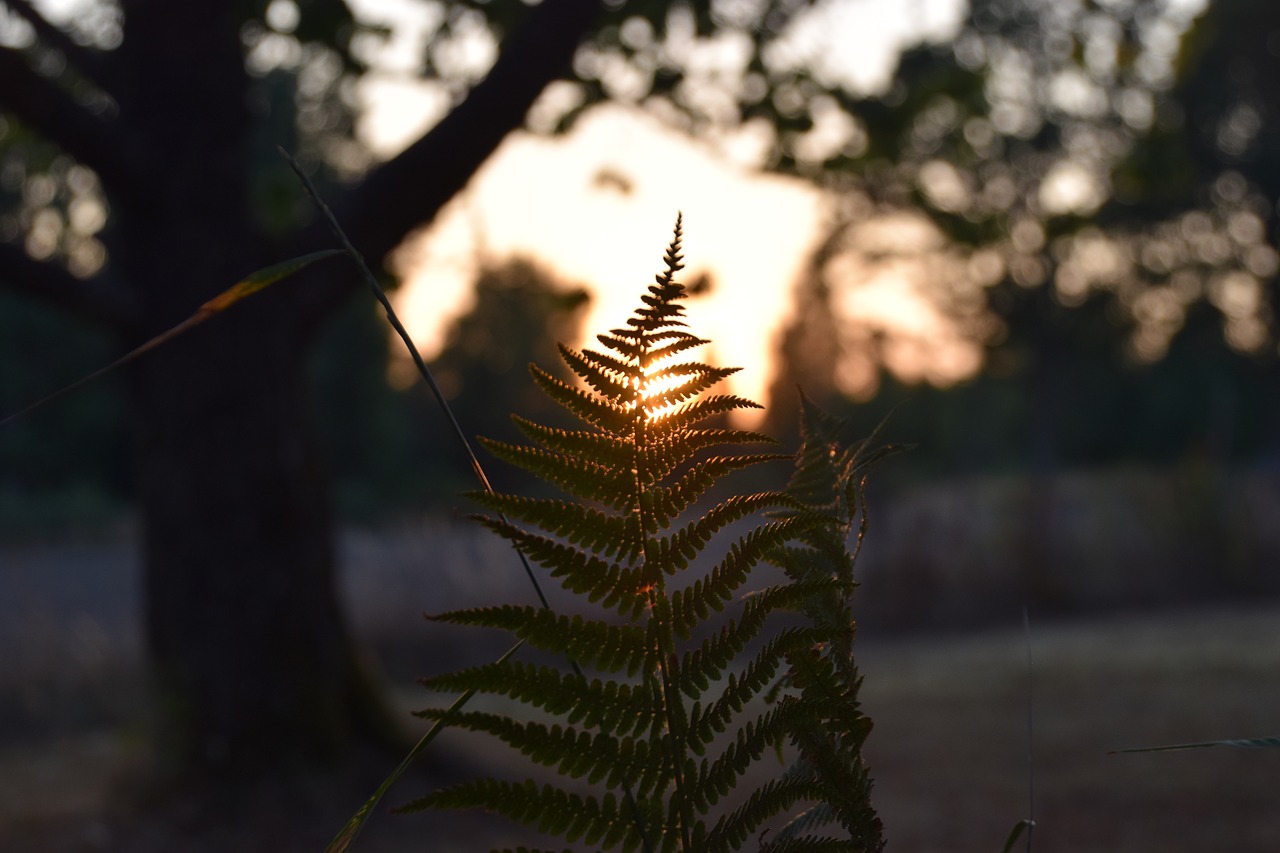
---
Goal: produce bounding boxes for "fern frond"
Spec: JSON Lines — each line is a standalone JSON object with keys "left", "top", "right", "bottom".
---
{"left": 510, "top": 416, "right": 636, "bottom": 467}
{"left": 595, "top": 331, "right": 645, "bottom": 360}
{"left": 412, "top": 709, "right": 671, "bottom": 796}
{"left": 668, "top": 522, "right": 827, "bottom": 638}
{"left": 641, "top": 364, "right": 741, "bottom": 411}
{"left": 470, "top": 518, "right": 649, "bottom": 618}
{"left": 468, "top": 492, "right": 639, "bottom": 560}
{"left": 430, "top": 606, "right": 648, "bottom": 675}
{"left": 576, "top": 345, "right": 642, "bottom": 380}
{"left": 419, "top": 660, "right": 587, "bottom": 715}
{"left": 676, "top": 588, "right": 835, "bottom": 700}
{"left": 769, "top": 801, "right": 839, "bottom": 843}
{"left": 652, "top": 493, "right": 797, "bottom": 575}
{"left": 413, "top": 217, "right": 886, "bottom": 852}
{"left": 420, "top": 661, "right": 663, "bottom": 740}
{"left": 401, "top": 779, "right": 642, "bottom": 850}
{"left": 641, "top": 332, "right": 710, "bottom": 365}
{"left": 760, "top": 836, "right": 858, "bottom": 853}
{"left": 688, "top": 702, "right": 796, "bottom": 810}
{"left": 701, "top": 775, "right": 818, "bottom": 853}
{"left": 628, "top": 307, "right": 689, "bottom": 333}
{"left": 687, "top": 629, "right": 810, "bottom": 744}
{"left": 647, "top": 455, "right": 788, "bottom": 529}
{"left": 558, "top": 343, "right": 640, "bottom": 402}
{"left": 529, "top": 363, "right": 635, "bottom": 432}
{"left": 476, "top": 438, "right": 635, "bottom": 510}
{"left": 651, "top": 395, "right": 764, "bottom": 434}
{"left": 652, "top": 426, "right": 781, "bottom": 453}
{"left": 642, "top": 431, "right": 777, "bottom": 484}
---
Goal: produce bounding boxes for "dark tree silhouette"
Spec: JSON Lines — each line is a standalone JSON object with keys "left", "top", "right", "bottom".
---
{"left": 0, "top": 0, "right": 602, "bottom": 776}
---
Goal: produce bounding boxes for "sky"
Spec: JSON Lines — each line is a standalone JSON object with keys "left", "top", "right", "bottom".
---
{"left": 385, "top": 105, "right": 829, "bottom": 408}
{"left": 342, "top": 0, "right": 974, "bottom": 412}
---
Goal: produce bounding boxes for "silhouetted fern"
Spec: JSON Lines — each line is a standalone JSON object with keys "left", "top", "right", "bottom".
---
{"left": 401, "top": 216, "right": 885, "bottom": 852}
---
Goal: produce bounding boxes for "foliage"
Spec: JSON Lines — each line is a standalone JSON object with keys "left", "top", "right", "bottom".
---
{"left": 816, "top": 0, "right": 1237, "bottom": 358}
{"left": 410, "top": 258, "right": 593, "bottom": 503}
{"left": 762, "top": 0, "right": 1280, "bottom": 476}
{"left": 785, "top": 297, "right": 1280, "bottom": 483}
{"left": 398, "top": 218, "right": 886, "bottom": 851}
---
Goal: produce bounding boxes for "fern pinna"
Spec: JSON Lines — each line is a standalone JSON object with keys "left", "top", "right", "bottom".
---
{"left": 403, "top": 216, "right": 885, "bottom": 852}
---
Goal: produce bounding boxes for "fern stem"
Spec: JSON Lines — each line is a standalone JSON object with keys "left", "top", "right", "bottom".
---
{"left": 635, "top": 433, "right": 695, "bottom": 851}
{"left": 655, "top": 611, "right": 695, "bottom": 850}
{"left": 630, "top": 232, "right": 698, "bottom": 849}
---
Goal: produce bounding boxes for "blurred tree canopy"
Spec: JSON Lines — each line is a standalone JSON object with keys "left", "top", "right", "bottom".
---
{"left": 758, "top": 0, "right": 1280, "bottom": 474}
{"left": 405, "top": 258, "right": 591, "bottom": 501}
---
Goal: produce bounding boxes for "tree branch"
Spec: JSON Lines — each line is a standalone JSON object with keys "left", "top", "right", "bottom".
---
{"left": 291, "top": 0, "right": 602, "bottom": 330}
{"left": 0, "top": 0, "right": 117, "bottom": 95}
{"left": 0, "top": 46, "right": 149, "bottom": 208}
{"left": 0, "top": 241, "right": 139, "bottom": 330}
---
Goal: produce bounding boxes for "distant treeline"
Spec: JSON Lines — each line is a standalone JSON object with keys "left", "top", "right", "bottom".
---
{"left": 6, "top": 255, "right": 1280, "bottom": 534}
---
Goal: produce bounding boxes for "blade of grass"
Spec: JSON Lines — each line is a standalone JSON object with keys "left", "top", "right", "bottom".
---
{"left": 324, "top": 640, "right": 525, "bottom": 853}
{"left": 1110, "top": 735, "right": 1280, "bottom": 754}
{"left": 0, "top": 249, "right": 344, "bottom": 430}
{"left": 1000, "top": 819, "right": 1035, "bottom": 853}
{"left": 281, "top": 149, "right": 654, "bottom": 853}
{"left": 278, "top": 149, "right": 553, "bottom": 610}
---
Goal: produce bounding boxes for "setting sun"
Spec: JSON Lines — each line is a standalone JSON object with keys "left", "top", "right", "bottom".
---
{"left": 387, "top": 105, "right": 827, "bottom": 415}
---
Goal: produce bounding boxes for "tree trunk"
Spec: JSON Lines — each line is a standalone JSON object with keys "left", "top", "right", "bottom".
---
{"left": 1, "top": 0, "right": 600, "bottom": 777}
{"left": 129, "top": 301, "right": 373, "bottom": 772}
{"left": 109, "top": 1, "right": 386, "bottom": 775}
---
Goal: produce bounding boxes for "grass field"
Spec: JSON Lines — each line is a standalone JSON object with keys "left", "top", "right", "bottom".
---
{"left": 1, "top": 558, "right": 1275, "bottom": 852}
{"left": 859, "top": 605, "right": 1280, "bottom": 852}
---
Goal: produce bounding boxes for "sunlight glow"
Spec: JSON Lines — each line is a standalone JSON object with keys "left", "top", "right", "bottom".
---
{"left": 17, "top": 0, "right": 120, "bottom": 49}
{"left": 1039, "top": 159, "right": 1106, "bottom": 216}
{"left": 637, "top": 363, "right": 704, "bottom": 423}
{"left": 823, "top": 211, "right": 986, "bottom": 397}
{"left": 389, "top": 104, "right": 827, "bottom": 419}
{"left": 354, "top": 0, "right": 985, "bottom": 415}
{"left": 765, "top": 0, "right": 965, "bottom": 95}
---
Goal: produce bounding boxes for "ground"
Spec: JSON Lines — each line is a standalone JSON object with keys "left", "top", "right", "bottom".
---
{"left": 1, "top": 518, "right": 1277, "bottom": 851}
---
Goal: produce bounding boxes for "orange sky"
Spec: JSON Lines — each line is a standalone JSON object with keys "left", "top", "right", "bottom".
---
{"left": 345, "top": 0, "right": 982, "bottom": 418}
{"left": 388, "top": 105, "right": 829, "bottom": 410}
{"left": 384, "top": 104, "right": 984, "bottom": 418}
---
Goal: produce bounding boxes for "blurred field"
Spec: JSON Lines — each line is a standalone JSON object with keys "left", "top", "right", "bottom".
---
{"left": 859, "top": 607, "right": 1280, "bottom": 852}
{"left": 1, "top": 505, "right": 1278, "bottom": 851}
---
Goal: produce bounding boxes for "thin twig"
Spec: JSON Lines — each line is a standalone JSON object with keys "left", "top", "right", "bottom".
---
{"left": 280, "top": 148, "right": 552, "bottom": 609}
{"left": 288, "top": 149, "right": 657, "bottom": 853}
